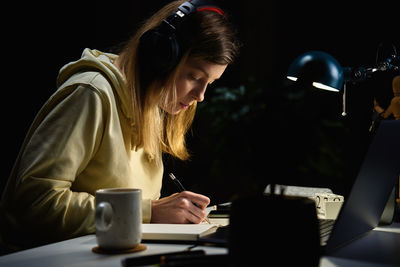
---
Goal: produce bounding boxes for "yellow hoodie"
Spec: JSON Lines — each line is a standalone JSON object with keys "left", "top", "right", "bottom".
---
{"left": 0, "top": 49, "right": 163, "bottom": 251}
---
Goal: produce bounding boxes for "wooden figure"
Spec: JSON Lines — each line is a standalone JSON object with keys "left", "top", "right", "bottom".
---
{"left": 374, "top": 75, "right": 400, "bottom": 120}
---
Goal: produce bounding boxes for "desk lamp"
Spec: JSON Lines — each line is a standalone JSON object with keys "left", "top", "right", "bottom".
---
{"left": 287, "top": 50, "right": 400, "bottom": 116}
{"left": 287, "top": 51, "right": 343, "bottom": 92}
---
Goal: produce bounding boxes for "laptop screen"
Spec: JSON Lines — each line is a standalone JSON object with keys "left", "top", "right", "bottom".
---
{"left": 325, "top": 120, "right": 400, "bottom": 252}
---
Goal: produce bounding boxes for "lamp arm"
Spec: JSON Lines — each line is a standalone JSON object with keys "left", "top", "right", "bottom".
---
{"left": 343, "top": 55, "right": 400, "bottom": 84}
{"left": 343, "top": 67, "right": 373, "bottom": 83}
{"left": 376, "top": 54, "right": 400, "bottom": 72}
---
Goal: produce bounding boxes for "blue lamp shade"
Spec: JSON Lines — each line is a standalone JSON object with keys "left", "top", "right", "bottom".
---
{"left": 287, "top": 51, "right": 344, "bottom": 92}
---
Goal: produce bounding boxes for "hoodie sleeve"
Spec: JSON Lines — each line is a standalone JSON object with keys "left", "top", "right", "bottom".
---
{"left": 12, "top": 84, "right": 105, "bottom": 243}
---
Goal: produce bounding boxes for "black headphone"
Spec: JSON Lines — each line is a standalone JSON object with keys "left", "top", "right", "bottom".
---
{"left": 138, "top": 0, "right": 224, "bottom": 83}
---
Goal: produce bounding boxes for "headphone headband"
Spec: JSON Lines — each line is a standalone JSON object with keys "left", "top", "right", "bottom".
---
{"left": 197, "top": 7, "right": 224, "bottom": 16}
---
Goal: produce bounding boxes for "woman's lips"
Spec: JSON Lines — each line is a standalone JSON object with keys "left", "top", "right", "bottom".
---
{"left": 180, "top": 103, "right": 189, "bottom": 110}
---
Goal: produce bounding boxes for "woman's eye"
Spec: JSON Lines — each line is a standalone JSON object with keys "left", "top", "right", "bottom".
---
{"left": 189, "top": 74, "right": 200, "bottom": 81}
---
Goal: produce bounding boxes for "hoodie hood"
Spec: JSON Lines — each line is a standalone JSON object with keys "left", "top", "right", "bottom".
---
{"left": 57, "top": 48, "right": 133, "bottom": 121}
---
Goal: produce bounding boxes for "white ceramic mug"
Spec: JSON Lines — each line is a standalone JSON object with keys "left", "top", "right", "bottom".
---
{"left": 95, "top": 188, "right": 142, "bottom": 250}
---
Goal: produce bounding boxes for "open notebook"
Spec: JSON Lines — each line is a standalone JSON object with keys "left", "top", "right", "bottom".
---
{"left": 141, "top": 223, "right": 219, "bottom": 241}
{"left": 141, "top": 205, "right": 228, "bottom": 242}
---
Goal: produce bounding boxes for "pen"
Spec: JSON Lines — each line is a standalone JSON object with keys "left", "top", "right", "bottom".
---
{"left": 168, "top": 173, "right": 211, "bottom": 224}
{"left": 169, "top": 173, "right": 186, "bottom": 191}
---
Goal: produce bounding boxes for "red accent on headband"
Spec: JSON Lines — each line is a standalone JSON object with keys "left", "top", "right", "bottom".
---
{"left": 197, "top": 7, "right": 225, "bottom": 16}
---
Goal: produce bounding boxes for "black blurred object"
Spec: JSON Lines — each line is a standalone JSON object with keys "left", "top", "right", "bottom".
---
{"left": 369, "top": 109, "right": 383, "bottom": 132}
{"left": 228, "top": 194, "right": 320, "bottom": 266}
{"left": 122, "top": 248, "right": 230, "bottom": 266}
{"left": 121, "top": 250, "right": 205, "bottom": 266}
{"left": 159, "top": 254, "right": 228, "bottom": 266}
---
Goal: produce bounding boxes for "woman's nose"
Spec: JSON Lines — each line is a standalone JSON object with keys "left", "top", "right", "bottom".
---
{"left": 192, "top": 84, "right": 207, "bottom": 102}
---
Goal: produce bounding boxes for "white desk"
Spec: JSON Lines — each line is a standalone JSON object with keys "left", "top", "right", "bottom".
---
{"left": 0, "top": 235, "right": 227, "bottom": 267}
{"left": 1, "top": 223, "right": 399, "bottom": 267}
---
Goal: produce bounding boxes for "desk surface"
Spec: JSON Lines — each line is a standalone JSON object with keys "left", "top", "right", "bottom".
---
{"left": 1, "top": 223, "right": 399, "bottom": 267}
{"left": 0, "top": 235, "right": 228, "bottom": 267}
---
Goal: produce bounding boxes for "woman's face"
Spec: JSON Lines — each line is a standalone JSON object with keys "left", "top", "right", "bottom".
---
{"left": 161, "top": 58, "right": 227, "bottom": 114}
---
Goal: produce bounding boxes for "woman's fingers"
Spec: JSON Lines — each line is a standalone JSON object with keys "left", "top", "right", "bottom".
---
{"left": 151, "top": 191, "right": 211, "bottom": 224}
{"left": 179, "top": 191, "right": 210, "bottom": 209}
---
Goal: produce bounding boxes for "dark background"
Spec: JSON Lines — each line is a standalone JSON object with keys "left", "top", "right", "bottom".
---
{"left": 2, "top": 1, "right": 399, "bottom": 204}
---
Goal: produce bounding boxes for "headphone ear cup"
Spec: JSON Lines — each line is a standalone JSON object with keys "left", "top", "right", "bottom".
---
{"left": 138, "top": 28, "right": 181, "bottom": 77}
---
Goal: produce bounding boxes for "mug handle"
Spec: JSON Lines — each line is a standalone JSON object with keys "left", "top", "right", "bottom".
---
{"left": 95, "top": 201, "right": 113, "bottom": 231}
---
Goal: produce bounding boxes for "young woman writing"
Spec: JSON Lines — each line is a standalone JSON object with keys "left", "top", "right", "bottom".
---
{"left": 0, "top": 0, "right": 240, "bottom": 252}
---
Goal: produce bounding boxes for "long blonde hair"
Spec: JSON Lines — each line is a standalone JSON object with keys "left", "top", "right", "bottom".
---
{"left": 117, "top": 0, "right": 240, "bottom": 165}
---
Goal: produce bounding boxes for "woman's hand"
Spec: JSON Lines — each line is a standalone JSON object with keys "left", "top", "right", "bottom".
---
{"left": 150, "top": 191, "right": 210, "bottom": 224}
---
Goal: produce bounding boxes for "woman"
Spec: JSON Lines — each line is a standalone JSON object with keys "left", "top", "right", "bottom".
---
{"left": 0, "top": 0, "right": 240, "bottom": 252}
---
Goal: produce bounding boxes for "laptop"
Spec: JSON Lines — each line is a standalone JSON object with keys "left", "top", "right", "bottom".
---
{"left": 324, "top": 119, "right": 400, "bottom": 253}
